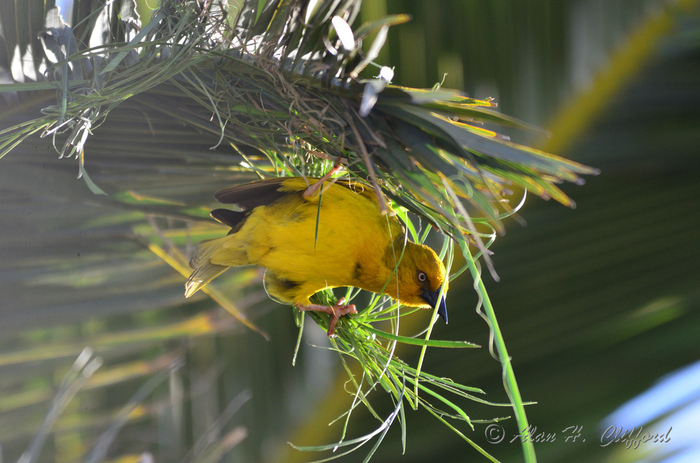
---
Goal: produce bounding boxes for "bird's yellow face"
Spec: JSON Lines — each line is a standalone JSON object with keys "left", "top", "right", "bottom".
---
{"left": 393, "top": 242, "right": 449, "bottom": 321}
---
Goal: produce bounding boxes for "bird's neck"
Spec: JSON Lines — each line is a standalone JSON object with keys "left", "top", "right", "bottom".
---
{"left": 352, "top": 236, "right": 407, "bottom": 298}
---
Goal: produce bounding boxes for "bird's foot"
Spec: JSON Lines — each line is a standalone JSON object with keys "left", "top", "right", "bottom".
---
{"left": 303, "top": 161, "right": 344, "bottom": 199}
{"left": 296, "top": 298, "right": 357, "bottom": 337}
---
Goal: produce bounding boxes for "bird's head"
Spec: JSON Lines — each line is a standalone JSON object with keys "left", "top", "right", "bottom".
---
{"left": 394, "top": 242, "right": 449, "bottom": 322}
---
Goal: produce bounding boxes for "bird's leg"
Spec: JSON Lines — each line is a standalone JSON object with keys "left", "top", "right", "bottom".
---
{"left": 296, "top": 297, "right": 357, "bottom": 336}
{"left": 303, "top": 158, "right": 344, "bottom": 199}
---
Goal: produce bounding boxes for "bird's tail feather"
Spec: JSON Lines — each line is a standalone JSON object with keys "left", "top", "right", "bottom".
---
{"left": 185, "top": 236, "right": 246, "bottom": 297}
{"left": 185, "top": 263, "right": 229, "bottom": 297}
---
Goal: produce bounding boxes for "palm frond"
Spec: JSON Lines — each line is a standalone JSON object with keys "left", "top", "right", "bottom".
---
{"left": 1, "top": 0, "right": 597, "bottom": 231}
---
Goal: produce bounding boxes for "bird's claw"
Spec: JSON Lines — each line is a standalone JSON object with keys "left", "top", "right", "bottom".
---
{"left": 302, "top": 162, "right": 344, "bottom": 199}
{"left": 296, "top": 297, "right": 357, "bottom": 337}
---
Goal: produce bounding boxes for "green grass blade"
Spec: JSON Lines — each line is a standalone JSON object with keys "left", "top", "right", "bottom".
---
{"left": 362, "top": 326, "right": 479, "bottom": 348}
{"left": 456, "top": 234, "right": 537, "bottom": 463}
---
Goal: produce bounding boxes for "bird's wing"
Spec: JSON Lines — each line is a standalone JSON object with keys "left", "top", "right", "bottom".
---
{"left": 214, "top": 177, "right": 291, "bottom": 210}
{"left": 209, "top": 209, "right": 247, "bottom": 232}
{"left": 214, "top": 177, "right": 391, "bottom": 211}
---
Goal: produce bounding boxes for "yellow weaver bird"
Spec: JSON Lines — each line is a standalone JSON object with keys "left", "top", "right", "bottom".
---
{"left": 185, "top": 177, "right": 448, "bottom": 336}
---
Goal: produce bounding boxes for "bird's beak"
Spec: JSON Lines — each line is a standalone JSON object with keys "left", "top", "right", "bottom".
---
{"left": 420, "top": 289, "right": 448, "bottom": 324}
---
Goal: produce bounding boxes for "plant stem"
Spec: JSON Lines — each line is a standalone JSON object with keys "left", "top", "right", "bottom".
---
{"left": 459, "top": 237, "right": 537, "bottom": 463}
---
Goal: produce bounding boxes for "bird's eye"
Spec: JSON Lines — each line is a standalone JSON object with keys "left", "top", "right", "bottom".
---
{"left": 417, "top": 271, "right": 427, "bottom": 282}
